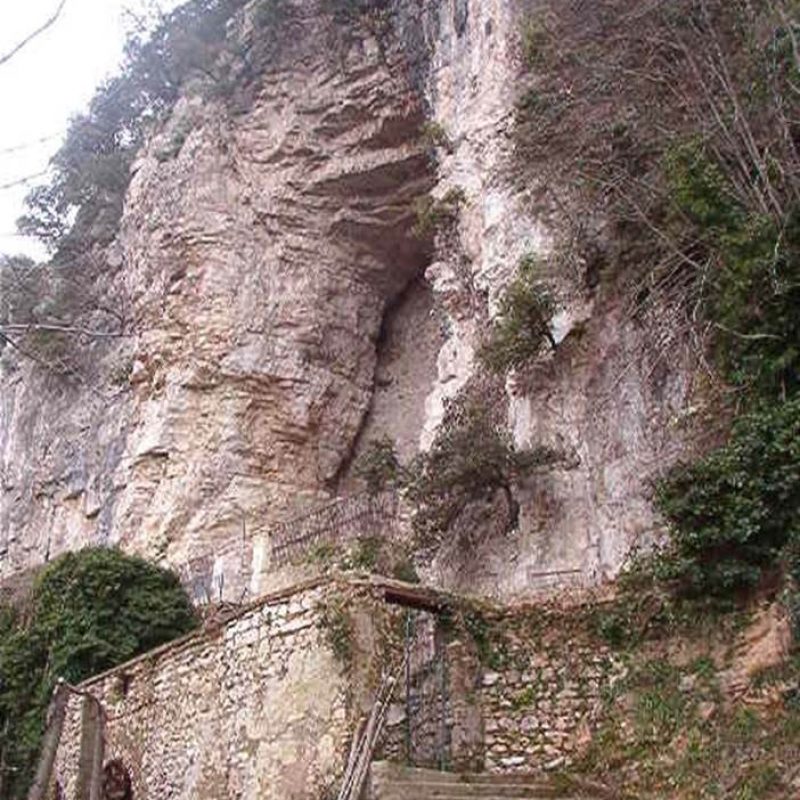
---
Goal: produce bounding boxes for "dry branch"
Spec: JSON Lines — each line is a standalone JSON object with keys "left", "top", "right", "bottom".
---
{"left": 0, "top": 1, "right": 68, "bottom": 68}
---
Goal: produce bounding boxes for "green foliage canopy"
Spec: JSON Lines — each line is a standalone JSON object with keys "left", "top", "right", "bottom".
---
{"left": 0, "top": 548, "right": 197, "bottom": 799}
{"left": 479, "top": 254, "right": 557, "bottom": 374}
{"left": 655, "top": 398, "right": 800, "bottom": 596}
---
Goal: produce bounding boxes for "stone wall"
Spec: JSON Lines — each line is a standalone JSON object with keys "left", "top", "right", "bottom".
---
{"left": 468, "top": 601, "right": 624, "bottom": 774}
{"left": 376, "top": 587, "right": 624, "bottom": 776}
{"left": 53, "top": 579, "right": 357, "bottom": 800}
{"left": 478, "top": 634, "right": 621, "bottom": 772}
{"left": 51, "top": 576, "right": 627, "bottom": 797}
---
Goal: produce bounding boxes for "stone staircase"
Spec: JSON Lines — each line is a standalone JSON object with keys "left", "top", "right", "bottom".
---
{"left": 366, "top": 762, "right": 598, "bottom": 800}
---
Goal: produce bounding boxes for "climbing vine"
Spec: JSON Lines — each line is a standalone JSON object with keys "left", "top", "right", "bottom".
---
{"left": 0, "top": 548, "right": 197, "bottom": 800}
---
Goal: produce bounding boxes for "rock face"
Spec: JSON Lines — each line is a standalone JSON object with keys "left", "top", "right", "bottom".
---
{"left": 0, "top": 1, "right": 433, "bottom": 593}
{"left": 415, "top": 0, "right": 707, "bottom": 595}
{"left": 0, "top": 0, "right": 707, "bottom": 600}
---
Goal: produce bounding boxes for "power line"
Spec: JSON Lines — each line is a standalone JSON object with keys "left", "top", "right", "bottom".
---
{"left": 0, "top": 170, "right": 50, "bottom": 192}
{"left": 0, "top": 134, "right": 59, "bottom": 157}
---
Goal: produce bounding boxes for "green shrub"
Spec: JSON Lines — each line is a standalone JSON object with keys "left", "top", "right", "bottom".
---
{"left": 354, "top": 436, "right": 400, "bottom": 495}
{"left": 309, "top": 541, "right": 342, "bottom": 568}
{"left": 654, "top": 398, "right": 800, "bottom": 596}
{"left": 323, "top": 0, "right": 388, "bottom": 23}
{"left": 404, "top": 397, "right": 561, "bottom": 544}
{"left": 31, "top": 548, "right": 197, "bottom": 681}
{"left": 520, "top": 14, "right": 552, "bottom": 69}
{"left": 154, "top": 114, "right": 197, "bottom": 162}
{"left": 0, "top": 256, "right": 40, "bottom": 325}
{"left": 316, "top": 596, "right": 354, "bottom": 665}
{"left": 253, "top": 0, "right": 290, "bottom": 28}
{"left": 419, "top": 121, "right": 452, "bottom": 151}
{"left": 664, "top": 140, "right": 800, "bottom": 399}
{"left": 348, "top": 535, "right": 383, "bottom": 571}
{"left": 459, "top": 608, "right": 508, "bottom": 670}
{"left": 0, "top": 548, "right": 197, "bottom": 800}
{"left": 390, "top": 555, "right": 420, "bottom": 584}
{"left": 479, "top": 254, "right": 557, "bottom": 373}
{"left": 412, "top": 187, "right": 467, "bottom": 239}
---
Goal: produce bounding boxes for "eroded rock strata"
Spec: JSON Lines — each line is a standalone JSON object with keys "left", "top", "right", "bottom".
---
{"left": 0, "top": 0, "right": 705, "bottom": 600}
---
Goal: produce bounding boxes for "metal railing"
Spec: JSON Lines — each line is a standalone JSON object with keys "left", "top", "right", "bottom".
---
{"left": 270, "top": 491, "right": 401, "bottom": 567}
{"left": 176, "top": 491, "right": 402, "bottom": 603}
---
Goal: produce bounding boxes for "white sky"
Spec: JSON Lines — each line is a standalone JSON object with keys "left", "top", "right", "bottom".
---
{"left": 0, "top": 0, "right": 181, "bottom": 260}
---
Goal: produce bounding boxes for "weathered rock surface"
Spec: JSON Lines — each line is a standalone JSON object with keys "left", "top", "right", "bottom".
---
{"left": 0, "top": 0, "right": 708, "bottom": 601}
{"left": 0, "top": 1, "right": 433, "bottom": 593}
{"left": 416, "top": 0, "right": 708, "bottom": 595}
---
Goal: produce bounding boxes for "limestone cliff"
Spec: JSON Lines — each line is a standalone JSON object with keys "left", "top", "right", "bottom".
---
{"left": 0, "top": 0, "right": 708, "bottom": 600}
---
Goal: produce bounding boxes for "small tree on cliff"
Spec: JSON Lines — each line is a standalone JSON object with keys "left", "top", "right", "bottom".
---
{"left": 0, "top": 548, "right": 197, "bottom": 800}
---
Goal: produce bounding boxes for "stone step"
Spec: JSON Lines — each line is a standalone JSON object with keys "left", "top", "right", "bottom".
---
{"left": 378, "top": 795, "right": 585, "bottom": 800}
{"left": 368, "top": 762, "right": 594, "bottom": 800}
{"left": 373, "top": 780, "right": 566, "bottom": 798}
{"left": 371, "top": 762, "right": 546, "bottom": 785}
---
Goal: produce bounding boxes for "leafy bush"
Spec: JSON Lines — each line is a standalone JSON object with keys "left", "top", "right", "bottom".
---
{"left": 654, "top": 398, "right": 800, "bottom": 596}
{"left": 404, "top": 397, "right": 561, "bottom": 544}
{"left": 0, "top": 255, "right": 40, "bottom": 327}
{"left": 520, "top": 13, "right": 552, "bottom": 69}
{"left": 324, "top": 0, "right": 389, "bottom": 22}
{"left": 412, "top": 187, "right": 466, "bottom": 239}
{"left": 316, "top": 595, "right": 354, "bottom": 665}
{"left": 390, "top": 556, "right": 420, "bottom": 584}
{"left": 0, "top": 548, "right": 197, "bottom": 799}
{"left": 253, "top": 0, "right": 290, "bottom": 28}
{"left": 348, "top": 535, "right": 383, "bottom": 571}
{"left": 354, "top": 436, "right": 400, "bottom": 494}
{"left": 479, "top": 254, "right": 557, "bottom": 373}
{"left": 664, "top": 140, "right": 800, "bottom": 399}
{"left": 419, "top": 120, "right": 452, "bottom": 151}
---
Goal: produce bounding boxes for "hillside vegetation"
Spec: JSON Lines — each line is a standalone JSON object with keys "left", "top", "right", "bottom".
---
{"left": 0, "top": 549, "right": 197, "bottom": 800}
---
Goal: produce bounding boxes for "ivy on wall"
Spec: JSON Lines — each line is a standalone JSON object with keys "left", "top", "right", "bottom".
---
{"left": 0, "top": 548, "right": 197, "bottom": 800}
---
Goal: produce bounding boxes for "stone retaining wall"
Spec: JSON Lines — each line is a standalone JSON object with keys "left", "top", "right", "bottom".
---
{"left": 478, "top": 637, "right": 621, "bottom": 772}
{"left": 52, "top": 576, "right": 626, "bottom": 798}
{"left": 54, "top": 579, "right": 355, "bottom": 800}
{"left": 380, "top": 593, "right": 625, "bottom": 776}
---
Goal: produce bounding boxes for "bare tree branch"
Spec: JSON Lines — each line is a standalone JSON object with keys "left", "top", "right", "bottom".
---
{"left": 0, "top": 0, "right": 67, "bottom": 69}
